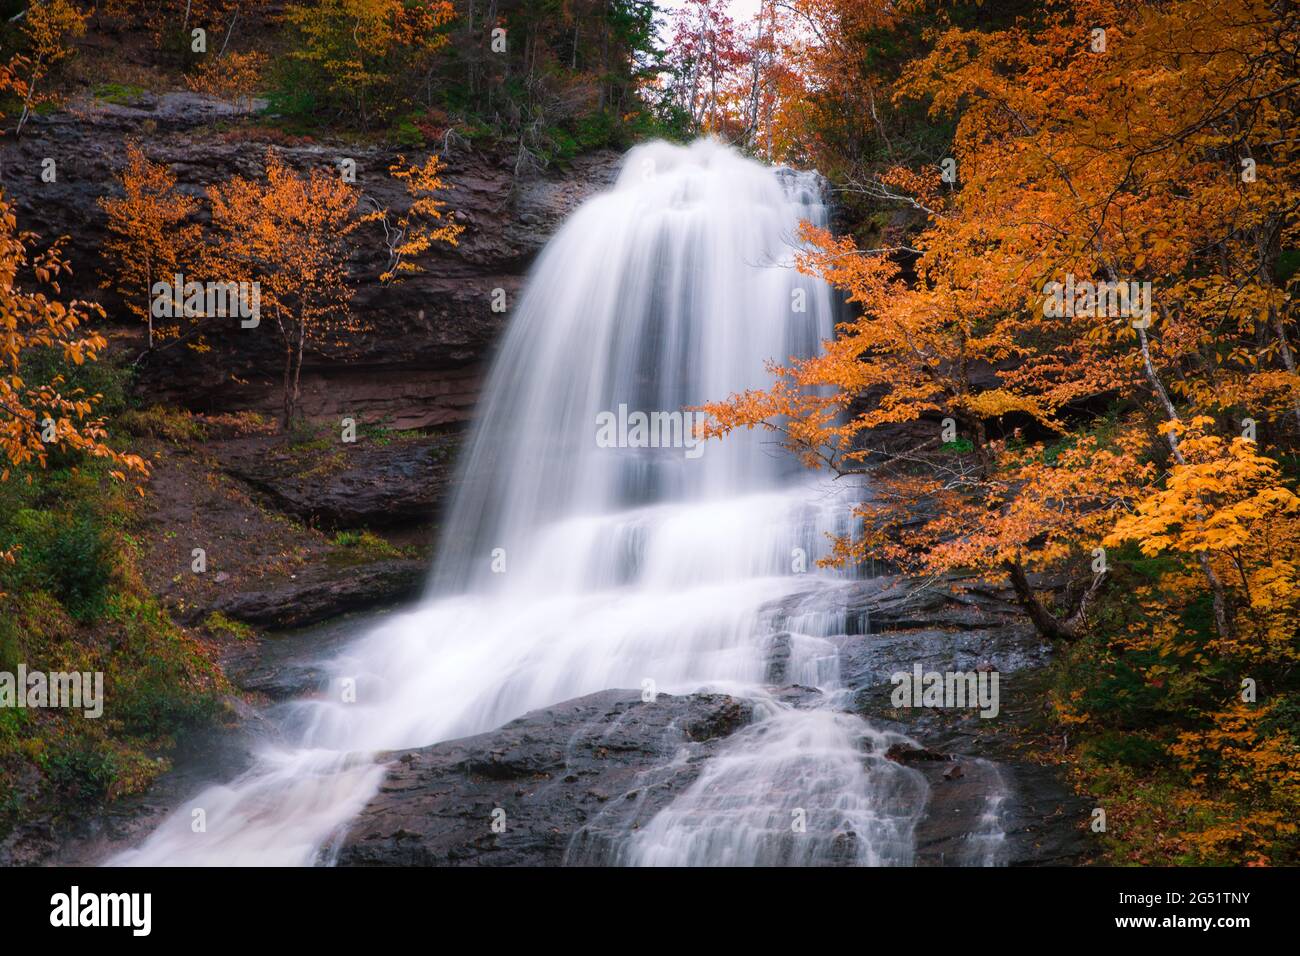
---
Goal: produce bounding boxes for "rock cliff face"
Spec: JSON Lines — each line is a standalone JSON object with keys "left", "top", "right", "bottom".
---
{"left": 0, "top": 91, "right": 621, "bottom": 427}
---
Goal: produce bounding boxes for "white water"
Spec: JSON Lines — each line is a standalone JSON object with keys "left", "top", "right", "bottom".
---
{"left": 113, "top": 139, "right": 933, "bottom": 867}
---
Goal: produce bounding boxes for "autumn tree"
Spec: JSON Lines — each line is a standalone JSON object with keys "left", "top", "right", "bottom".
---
{"left": 184, "top": 50, "right": 267, "bottom": 109}
{"left": 1097, "top": 423, "right": 1300, "bottom": 862}
{"left": 206, "top": 149, "right": 361, "bottom": 429}
{"left": 1105, "top": 417, "right": 1300, "bottom": 662}
{"left": 754, "top": 0, "right": 901, "bottom": 168}
{"left": 702, "top": 218, "right": 1150, "bottom": 643}
{"left": 706, "top": 0, "right": 1299, "bottom": 644}
{"left": 0, "top": 52, "right": 30, "bottom": 124}
{"left": 283, "top": 0, "right": 456, "bottom": 124}
{"left": 660, "top": 0, "right": 750, "bottom": 138}
{"left": 706, "top": 0, "right": 1299, "bottom": 861}
{"left": 0, "top": 190, "right": 148, "bottom": 566}
{"left": 650, "top": 0, "right": 904, "bottom": 160}
{"left": 362, "top": 154, "right": 464, "bottom": 284}
{"left": 7, "top": 0, "right": 88, "bottom": 137}
{"left": 895, "top": 0, "right": 1297, "bottom": 639}
{"left": 98, "top": 142, "right": 202, "bottom": 352}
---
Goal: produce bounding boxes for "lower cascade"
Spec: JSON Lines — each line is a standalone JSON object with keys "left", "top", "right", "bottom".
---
{"left": 112, "top": 139, "right": 999, "bottom": 867}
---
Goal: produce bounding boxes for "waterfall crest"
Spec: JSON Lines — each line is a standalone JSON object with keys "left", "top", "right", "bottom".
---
{"left": 433, "top": 137, "right": 837, "bottom": 593}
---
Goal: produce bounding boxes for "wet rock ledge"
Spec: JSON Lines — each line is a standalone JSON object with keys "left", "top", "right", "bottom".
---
{"left": 336, "top": 690, "right": 752, "bottom": 866}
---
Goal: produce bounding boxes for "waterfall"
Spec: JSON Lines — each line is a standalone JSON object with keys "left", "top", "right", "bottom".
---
{"left": 111, "top": 139, "right": 932, "bottom": 867}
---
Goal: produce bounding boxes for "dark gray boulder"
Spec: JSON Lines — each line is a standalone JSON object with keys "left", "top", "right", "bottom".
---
{"left": 336, "top": 690, "right": 753, "bottom": 866}
{"left": 220, "top": 433, "right": 460, "bottom": 530}
{"left": 207, "top": 559, "right": 426, "bottom": 630}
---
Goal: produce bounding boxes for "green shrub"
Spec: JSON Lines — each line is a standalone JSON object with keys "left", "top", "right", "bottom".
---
{"left": 19, "top": 346, "right": 131, "bottom": 419}
{"left": 390, "top": 112, "right": 426, "bottom": 148}
{"left": 102, "top": 593, "right": 225, "bottom": 736}
{"left": 1083, "top": 731, "right": 1170, "bottom": 770}
{"left": 2, "top": 509, "right": 112, "bottom": 621}
{"left": 45, "top": 745, "right": 119, "bottom": 804}
{"left": 203, "top": 611, "right": 254, "bottom": 642}
{"left": 92, "top": 82, "right": 146, "bottom": 106}
{"left": 330, "top": 529, "right": 405, "bottom": 564}
{"left": 332, "top": 529, "right": 363, "bottom": 548}
{"left": 0, "top": 614, "right": 21, "bottom": 674}
{"left": 262, "top": 56, "right": 322, "bottom": 127}
{"left": 117, "top": 405, "right": 207, "bottom": 443}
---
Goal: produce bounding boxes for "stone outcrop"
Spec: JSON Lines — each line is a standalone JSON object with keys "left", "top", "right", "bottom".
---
{"left": 206, "top": 558, "right": 427, "bottom": 630}
{"left": 336, "top": 690, "right": 753, "bottom": 866}
{"left": 0, "top": 91, "right": 621, "bottom": 428}
{"left": 219, "top": 432, "right": 461, "bottom": 530}
{"left": 812, "top": 575, "right": 1094, "bottom": 866}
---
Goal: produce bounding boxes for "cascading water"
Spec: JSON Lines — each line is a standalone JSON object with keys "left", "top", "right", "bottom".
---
{"left": 112, "top": 139, "right": 940, "bottom": 867}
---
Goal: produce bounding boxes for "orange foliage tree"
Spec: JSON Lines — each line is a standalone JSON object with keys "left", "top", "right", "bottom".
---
{"left": 98, "top": 142, "right": 202, "bottom": 351}
{"left": 0, "top": 191, "right": 148, "bottom": 566}
{"left": 707, "top": 0, "right": 1298, "bottom": 644}
{"left": 755, "top": 0, "right": 899, "bottom": 167}
{"left": 8, "top": 0, "right": 88, "bottom": 137}
{"left": 703, "top": 218, "right": 1150, "bottom": 642}
{"left": 206, "top": 149, "right": 361, "bottom": 429}
{"left": 362, "top": 154, "right": 464, "bottom": 284}
{"left": 706, "top": 0, "right": 1299, "bottom": 861}
{"left": 184, "top": 50, "right": 267, "bottom": 108}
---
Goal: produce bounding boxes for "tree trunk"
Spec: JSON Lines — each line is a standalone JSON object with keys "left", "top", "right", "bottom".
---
{"left": 290, "top": 320, "right": 306, "bottom": 430}
{"left": 1269, "top": 301, "right": 1300, "bottom": 431}
{"left": 145, "top": 274, "right": 154, "bottom": 350}
{"left": 15, "top": 70, "right": 38, "bottom": 138}
{"left": 281, "top": 340, "right": 294, "bottom": 431}
{"left": 1136, "top": 319, "right": 1234, "bottom": 640}
{"left": 1004, "top": 557, "right": 1080, "bottom": 643}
